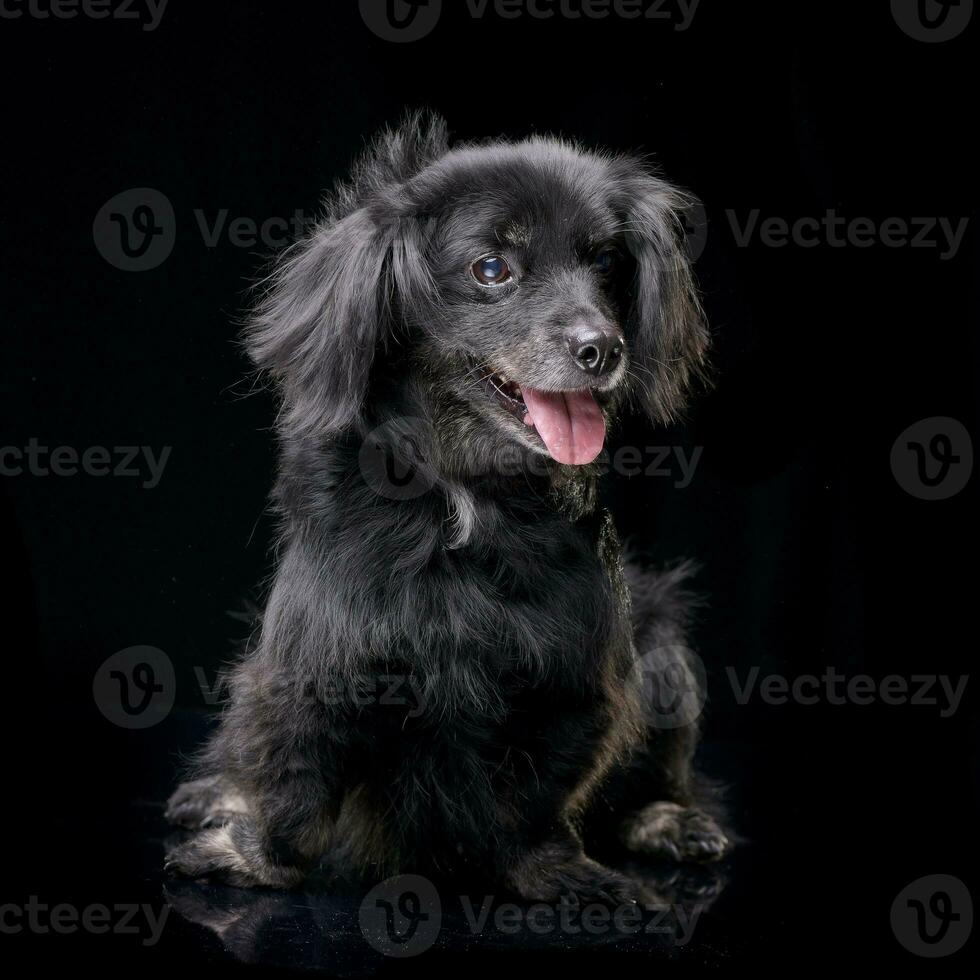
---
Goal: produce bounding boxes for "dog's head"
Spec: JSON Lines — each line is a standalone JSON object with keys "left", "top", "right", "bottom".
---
{"left": 247, "top": 112, "right": 708, "bottom": 472}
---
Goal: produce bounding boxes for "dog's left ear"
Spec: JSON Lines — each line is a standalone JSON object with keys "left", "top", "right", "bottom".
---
{"left": 615, "top": 165, "right": 710, "bottom": 423}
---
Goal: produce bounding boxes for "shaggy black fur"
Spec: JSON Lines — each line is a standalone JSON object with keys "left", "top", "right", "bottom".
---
{"left": 165, "top": 112, "right": 730, "bottom": 903}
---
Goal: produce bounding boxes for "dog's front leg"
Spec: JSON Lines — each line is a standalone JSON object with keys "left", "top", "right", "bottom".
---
{"left": 165, "top": 792, "right": 332, "bottom": 889}
{"left": 495, "top": 704, "right": 646, "bottom": 906}
{"left": 166, "top": 688, "right": 340, "bottom": 889}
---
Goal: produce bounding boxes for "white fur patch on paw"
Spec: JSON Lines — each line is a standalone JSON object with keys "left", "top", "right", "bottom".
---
{"left": 620, "top": 802, "right": 730, "bottom": 862}
{"left": 166, "top": 776, "right": 250, "bottom": 829}
{"left": 199, "top": 825, "right": 251, "bottom": 874}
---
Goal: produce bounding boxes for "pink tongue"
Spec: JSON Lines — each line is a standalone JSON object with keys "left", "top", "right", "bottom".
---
{"left": 521, "top": 387, "right": 606, "bottom": 465}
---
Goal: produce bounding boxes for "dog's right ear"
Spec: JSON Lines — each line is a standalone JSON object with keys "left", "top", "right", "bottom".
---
{"left": 245, "top": 111, "right": 447, "bottom": 438}
{"left": 246, "top": 209, "right": 396, "bottom": 438}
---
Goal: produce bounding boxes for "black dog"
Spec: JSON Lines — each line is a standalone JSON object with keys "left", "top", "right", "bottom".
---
{"left": 165, "top": 112, "right": 730, "bottom": 903}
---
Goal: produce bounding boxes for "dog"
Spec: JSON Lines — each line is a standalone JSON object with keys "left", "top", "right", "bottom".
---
{"left": 164, "top": 111, "right": 731, "bottom": 904}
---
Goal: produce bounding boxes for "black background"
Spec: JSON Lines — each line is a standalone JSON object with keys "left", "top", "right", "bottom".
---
{"left": 3, "top": 0, "right": 978, "bottom": 973}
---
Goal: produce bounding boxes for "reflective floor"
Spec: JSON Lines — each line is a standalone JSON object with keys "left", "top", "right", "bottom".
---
{"left": 8, "top": 706, "right": 976, "bottom": 975}
{"left": 161, "top": 863, "right": 728, "bottom": 967}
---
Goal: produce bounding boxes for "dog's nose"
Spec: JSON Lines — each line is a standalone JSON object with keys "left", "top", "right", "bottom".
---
{"left": 565, "top": 322, "right": 624, "bottom": 377}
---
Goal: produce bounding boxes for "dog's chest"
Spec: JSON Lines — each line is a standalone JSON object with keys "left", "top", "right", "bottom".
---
{"left": 463, "top": 507, "right": 629, "bottom": 679}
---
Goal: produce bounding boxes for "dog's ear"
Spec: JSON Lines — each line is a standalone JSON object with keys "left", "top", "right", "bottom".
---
{"left": 616, "top": 165, "right": 710, "bottom": 424}
{"left": 245, "top": 111, "right": 448, "bottom": 437}
{"left": 247, "top": 210, "right": 394, "bottom": 437}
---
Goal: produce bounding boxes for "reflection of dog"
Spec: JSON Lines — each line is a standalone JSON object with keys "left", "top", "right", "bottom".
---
{"left": 163, "top": 863, "right": 728, "bottom": 965}
{"left": 165, "top": 111, "right": 730, "bottom": 902}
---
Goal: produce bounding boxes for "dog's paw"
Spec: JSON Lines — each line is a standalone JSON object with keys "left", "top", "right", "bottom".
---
{"left": 165, "top": 775, "right": 248, "bottom": 830}
{"left": 164, "top": 823, "right": 305, "bottom": 889}
{"left": 619, "top": 859, "right": 729, "bottom": 910}
{"left": 506, "top": 843, "right": 649, "bottom": 907}
{"left": 620, "top": 802, "right": 730, "bottom": 863}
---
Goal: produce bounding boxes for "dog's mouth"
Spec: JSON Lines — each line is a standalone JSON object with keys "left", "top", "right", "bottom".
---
{"left": 478, "top": 367, "right": 607, "bottom": 466}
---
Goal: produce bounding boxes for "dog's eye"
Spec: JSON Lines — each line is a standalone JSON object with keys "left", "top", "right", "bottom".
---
{"left": 472, "top": 255, "right": 512, "bottom": 286}
{"left": 593, "top": 247, "right": 618, "bottom": 275}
